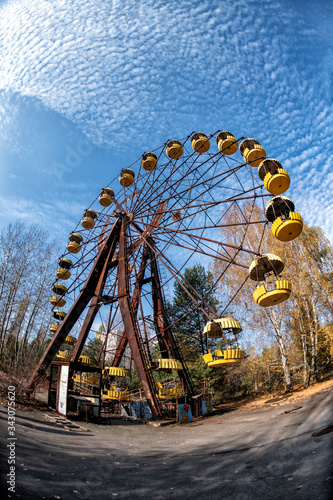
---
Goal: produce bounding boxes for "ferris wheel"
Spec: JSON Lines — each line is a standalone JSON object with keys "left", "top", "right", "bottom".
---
{"left": 29, "top": 130, "right": 302, "bottom": 416}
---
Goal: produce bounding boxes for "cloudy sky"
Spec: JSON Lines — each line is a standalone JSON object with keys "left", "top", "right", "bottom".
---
{"left": 0, "top": 0, "right": 332, "bottom": 244}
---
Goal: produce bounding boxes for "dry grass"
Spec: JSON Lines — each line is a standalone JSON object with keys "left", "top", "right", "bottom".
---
{"left": 237, "top": 379, "right": 333, "bottom": 411}
{"left": 0, "top": 366, "right": 48, "bottom": 412}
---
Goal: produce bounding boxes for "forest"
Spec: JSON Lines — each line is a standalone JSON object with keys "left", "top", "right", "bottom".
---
{"left": 0, "top": 215, "right": 332, "bottom": 402}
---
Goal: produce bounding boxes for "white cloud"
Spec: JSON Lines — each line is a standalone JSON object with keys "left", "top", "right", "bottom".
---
{"left": 0, "top": 0, "right": 332, "bottom": 241}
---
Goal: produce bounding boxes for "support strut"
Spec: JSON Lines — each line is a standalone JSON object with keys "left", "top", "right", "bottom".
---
{"left": 28, "top": 218, "right": 121, "bottom": 393}
{"left": 117, "top": 217, "right": 162, "bottom": 416}
{"left": 148, "top": 244, "right": 194, "bottom": 397}
{"left": 112, "top": 245, "right": 149, "bottom": 367}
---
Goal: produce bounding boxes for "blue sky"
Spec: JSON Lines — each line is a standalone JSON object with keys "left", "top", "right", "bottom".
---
{"left": 0, "top": 0, "right": 332, "bottom": 243}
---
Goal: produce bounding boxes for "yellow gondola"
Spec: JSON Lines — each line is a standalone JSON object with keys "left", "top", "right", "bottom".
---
{"left": 103, "top": 366, "right": 131, "bottom": 377}
{"left": 248, "top": 253, "right": 284, "bottom": 281}
{"left": 79, "top": 355, "right": 98, "bottom": 366}
{"left": 52, "top": 284, "right": 67, "bottom": 295}
{"left": 81, "top": 210, "right": 97, "bottom": 229}
{"left": 166, "top": 140, "right": 183, "bottom": 159}
{"left": 202, "top": 349, "right": 245, "bottom": 367}
{"left": 249, "top": 253, "right": 292, "bottom": 307}
{"left": 56, "top": 268, "right": 71, "bottom": 280}
{"left": 102, "top": 387, "right": 129, "bottom": 400}
{"left": 191, "top": 132, "right": 210, "bottom": 153}
{"left": 253, "top": 280, "right": 292, "bottom": 307}
{"left": 53, "top": 310, "right": 66, "bottom": 321}
{"left": 58, "top": 258, "right": 72, "bottom": 269}
{"left": 202, "top": 318, "right": 244, "bottom": 367}
{"left": 265, "top": 196, "right": 303, "bottom": 242}
{"left": 57, "top": 350, "right": 72, "bottom": 360}
{"left": 99, "top": 188, "right": 114, "bottom": 207}
{"left": 67, "top": 233, "right": 83, "bottom": 254}
{"left": 239, "top": 138, "right": 266, "bottom": 167}
{"left": 156, "top": 381, "right": 183, "bottom": 398}
{"left": 49, "top": 323, "right": 59, "bottom": 333}
{"left": 258, "top": 158, "right": 290, "bottom": 195}
{"left": 73, "top": 372, "right": 98, "bottom": 385}
{"left": 50, "top": 295, "right": 66, "bottom": 307}
{"left": 119, "top": 168, "right": 135, "bottom": 187}
{"left": 64, "top": 335, "right": 76, "bottom": 345}
{"left": 153, "top": 359, "right": 183, "bottom": 371}
{"left": 203, "top": 318, "right": 242, "bottom": 338}
{"left": 216, "top": 131, "right": 238, "bottom": 155}
{"left": 141, "top": 152, "right": 158, "bottom": 171}
{"left": 56, "top": 258, "right": 73, "bottom": 280}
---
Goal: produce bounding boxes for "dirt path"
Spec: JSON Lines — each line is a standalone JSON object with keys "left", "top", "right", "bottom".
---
{"left": 1, "top": 381, "right": 332, "bottom": 500}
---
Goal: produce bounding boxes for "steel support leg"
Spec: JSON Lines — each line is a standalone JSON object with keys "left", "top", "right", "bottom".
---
{"left": 28, "top": 219, "right": 121, "bottom": 392}
{"left": 148, "top": 245, "right": 194, "bottom": 397}
{"left": 112, "top": 245, "right": 149, "bottom": 367}
{"left": 117, "top": 218, "right": 161, "bottom": 416}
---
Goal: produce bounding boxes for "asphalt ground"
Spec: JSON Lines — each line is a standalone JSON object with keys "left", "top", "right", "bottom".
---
{"left": 0, "top": 389, "right": 332, "bottom": 500}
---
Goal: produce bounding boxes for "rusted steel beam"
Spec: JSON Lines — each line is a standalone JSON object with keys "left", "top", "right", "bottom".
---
{"left": 112, "top": 202, "right": 167, "bottom": 368}
{"left": 70, "top": 229, "right": 120, "bottom": 368}
{"left": 136, "top": 222, "right": 261, "bottom": 256}
{"left": 152, "top": 233, "right": 249, "bottom": 269}
{"left": 112, "top": 245, "right": 149, "bottom": 367}
{"left": 131, "top": 226, "right": 215, "bottom": 321}
{"left": 130, "top": 201, "right": 166, "bottom": 252}
{"left": 28, "top": 218, "right": 121, "bottom": 393}
{"left": 117, "top": 218, "right": 161, "bottom": 416}
{"left": 111, "top": 330, "right": 128, "bottom": 367}
{"left": 150, "top": 252, "right": 170, "bottom": 358}
{"left": 148, "top": 245, "right": 194, "bottom": 397}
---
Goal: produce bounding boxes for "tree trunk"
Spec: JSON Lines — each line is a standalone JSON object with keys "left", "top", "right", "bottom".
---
{"left": 17, "top": 260, "right": 51, "bottom": 364}
{"left": 268, "top": 309, "right": 292, "bottom": 392}
{"left": 275, "top": 330, "right": 292, "bottom": 391}
{"left": 304, "top": 298, "right": 319, "bottom": 384}
{"left": 0, "top": 263, "right": 27, "bottom": 357}
{"left": 300, "top": 334, "right": 310, "bottom": 388}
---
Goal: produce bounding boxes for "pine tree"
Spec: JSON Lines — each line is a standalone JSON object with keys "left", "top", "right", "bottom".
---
{"left": 168, "top": 263, "right": 218, "bottom": 360}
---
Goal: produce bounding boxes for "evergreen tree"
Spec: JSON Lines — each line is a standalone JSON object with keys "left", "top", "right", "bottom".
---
{"left": 168, "top": 263, "right": 218, "bottom": 360}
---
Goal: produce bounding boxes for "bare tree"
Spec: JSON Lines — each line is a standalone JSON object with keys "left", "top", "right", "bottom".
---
{"left": 0, "top": 222, "right": 58, "bottom": 368}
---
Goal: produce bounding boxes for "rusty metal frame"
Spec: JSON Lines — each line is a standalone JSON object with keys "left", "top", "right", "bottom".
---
{"left": 111, "top": 236, "right": 194, "bottom": 400}
{"left": 112, "top": 245, "right": 149, "bottom": 367}
{"left": 28, "top": 218, "right": 121, "bottom": 392}
{"left": 148, "top": 243, "right": 194, "bottom": 396}
{"left": 69, "top": 232, "right": 120, "bottom": 368}
{"left": 117, "top": 217, "right": 162, "bottom": 416}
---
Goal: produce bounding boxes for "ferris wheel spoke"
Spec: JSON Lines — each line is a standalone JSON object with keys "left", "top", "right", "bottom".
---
{"left": 256, "top": 218, "right": 268, "bottom": 254}
{"left": 111, "top": 241, "right": 155, "bottom": 365}
{"left": 156, "top": 190, "right": 269, "bottom": 232}
{"left": 136, "top": 177, "right": 257, "bottom": 231}
{"left": 152, "top": 233, "right": 248, "bottom": 268}
{"left": 128, "top": 150, "right": 175, "bottom": 216}
{"left": 135, "top": 221, "right": 260, "bottom": 256}
{"left": 133, "top": 138, "right": 227, "bottom": 216}
{"left": 137, "top": 234, "right": 219, "bottom": 320}
{"left": 131, "top": 135, "right": 195, "bottom": 214}
{"left": 134, "top": 160, "right": 246, "bottom": 219}
{"left": 220, "top": 275, "right": 250, "bottom": 317}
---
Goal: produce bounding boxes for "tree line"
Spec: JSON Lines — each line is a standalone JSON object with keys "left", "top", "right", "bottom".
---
{"left": 168, "top": 207, "right": 333, "bottom": 399}
{"left": 1, "top": 215, "right": 332, "bottom": 401}
{"left": 0, "top": 222, "right": 58, "bottom": 370}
